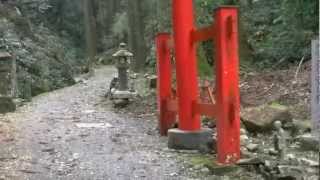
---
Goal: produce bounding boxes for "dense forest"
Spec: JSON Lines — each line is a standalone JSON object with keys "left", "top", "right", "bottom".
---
{"left": 0, "top": 0, "right": 318, "bottom": 99}
{"left": 46, "top": 0, "right": 319, "bottom": 71}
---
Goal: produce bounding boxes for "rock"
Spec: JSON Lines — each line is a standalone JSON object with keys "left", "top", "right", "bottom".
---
{"left": 240, "top": 134, "right": 249, "bottom": 146}
{"left": 241, "top": 103, "right": 292, "bottom": 132}
{"left": 41, "top": 147, "right": 55, "bottom": 153}
{"left": 207, "top": 121, "right": 216, "bottom": 128}
{"left": 240, "top": 147, "right": 252, "bottom": 158}
{"left": 264, "top": 160, "right": 274, "bottom": 170}
{"left": 276, "top": 165, "right": 304, "bottom": 179}
{"left": 169, "top": 172, "right": 178, "bottom": 177}
{"left": 19, "top": 169, "right": 39, "bottom": 174}
{"left": 193, "top": 164, "right": 203, "bottom": 170}
{"left": 147, "top": 75, "right": 157, "bottom": 89}
{"left": 268, "top": 149, "right": 278, "bottom": 156}
{"left": 291, "top": 119, "right": 312, "bottom": 133}
{"left": 209, "top": 165, "right": 239, "bottom": 176}
{"left": 240, "top": 128, "right": 247, "bottom": 135}
{"left": 72, "top": 153, "right": 80, "bottom": 160}
{"left": 285, "top": 154, "right": 300, "bottom": 165}
{"left": 237, "top": 157, "right": 263, "bottom": 165}
{"left": 0, "top": 97, "right": 16, "bottom": 113}
{"left": 246, "top": 143, "right": 259, "bottom": 152}
{"left": 12, "top": 98, "right": 25, "bottom": 107}
{"left": 200, "top": 167, "right": 210, "bottom": 173}
{"left": 307, "top": 176, "right": 320, "bottom": 180}
{"left": 295, "top": 133, "right": 319, "bottom": 151}
{"left": 299, "top": 158, "right": 319, "bottom": 167}
{"left": 285, "top": 154, "right": 295, "bottom": 160}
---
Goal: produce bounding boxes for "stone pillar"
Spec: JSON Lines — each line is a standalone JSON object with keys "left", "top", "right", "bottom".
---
{"left": 311, "top": 39, "right": 320, "bottom": 139}
{"left": 118, "top": 67, "right": 128, "bottom": 91}
{"left": 0, "top": 52, "right": 16, "bottom": 113}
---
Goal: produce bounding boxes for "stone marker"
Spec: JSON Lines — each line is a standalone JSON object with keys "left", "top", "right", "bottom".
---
{"left": 273, "top": 121, "right": 286, "bottom": 159}
{"left": 0, "top": 52, "right": 16, "bottom": 97}
{"left": 311, "top": 39, "right": 320, "bottom": 139}
{"left": 0, "top": 51, "right": 16, "bottom": 113}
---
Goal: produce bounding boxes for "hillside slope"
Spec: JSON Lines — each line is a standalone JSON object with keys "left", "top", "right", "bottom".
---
{"left": 0, "top": 1, "right": 86, "bottom": 100}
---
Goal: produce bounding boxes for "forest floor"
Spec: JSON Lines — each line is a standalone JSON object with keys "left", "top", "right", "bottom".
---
{"left": 117, "top": 62, "right": 319, "bottom": 180}
{"left": 0, "top": 65, "right": 319, "bottom": 180}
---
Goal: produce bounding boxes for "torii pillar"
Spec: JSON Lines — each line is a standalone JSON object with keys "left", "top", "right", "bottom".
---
{"left": 167, "top": 0, "right": 213, "bottom": 152}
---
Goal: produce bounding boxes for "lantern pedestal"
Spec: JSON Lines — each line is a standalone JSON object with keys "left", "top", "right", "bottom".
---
{"left": 111, "top": 89, "right": 137, "bottom": 99}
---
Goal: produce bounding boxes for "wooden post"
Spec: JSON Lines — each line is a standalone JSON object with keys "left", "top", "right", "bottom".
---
{"left": 311, "top": 39, "right": 320, "bottom": 138}
{"left": 214, "top": 7, "right": 241, "bottom": 164}
{"left": 156, "top": 33, "right": 176, "bottom": 135}
{"left": 172, "top": 0, "right": 201, "bottom": 131}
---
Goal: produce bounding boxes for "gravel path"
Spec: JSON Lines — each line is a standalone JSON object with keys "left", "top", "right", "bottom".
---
{"left": 0, "top": 66, "right": 190, "bottom": 180}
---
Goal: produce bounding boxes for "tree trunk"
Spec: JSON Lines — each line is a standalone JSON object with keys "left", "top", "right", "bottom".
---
{"left": 156, "top": 0, "right": 171, "bottom": 32}
{"left": 83, "top": 0, "right": 97, "bottom": 75}
{"left": 127, "top": 0, "right": 147, "bottom": 72}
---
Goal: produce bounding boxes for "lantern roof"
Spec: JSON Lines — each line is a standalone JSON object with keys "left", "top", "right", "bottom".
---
{"left": 0, "top": 52, "right": 12, "bottom": 60}
{"left": 112, "top": 49, "right": 133, "bottom": 57}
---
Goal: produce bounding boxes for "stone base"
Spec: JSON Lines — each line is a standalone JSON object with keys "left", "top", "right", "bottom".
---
{"left": 111, "top": 89, "right": 137, "bottom": 99}
{"left": 168, "top": 128, "right": 213, "bottom": 153}
{"left": 0, "top": 97, "right": 16, "bottom": 114}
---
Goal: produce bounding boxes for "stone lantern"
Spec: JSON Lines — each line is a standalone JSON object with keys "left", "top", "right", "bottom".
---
{"left": 109, "top": 43, "right": 136, "bottom": 105}
{"left": 0, "top": 51, "right": 16, "bottom": 113}
{"left": 112, "top": 43, "right": 133, "bottom": 91}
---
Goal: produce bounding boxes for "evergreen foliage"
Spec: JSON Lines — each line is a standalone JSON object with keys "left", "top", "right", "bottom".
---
{"left": 42, "top": 0, "right": 319, "bottom": 70}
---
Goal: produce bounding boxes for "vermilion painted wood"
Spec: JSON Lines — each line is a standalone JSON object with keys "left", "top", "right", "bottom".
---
{"left": 156, "top": 33, "right": 176, "bottom": 136}
{"left": 192, "top": 26, "right": 215, "bottom": 42}
{"left": 166, "top": 99, "right": 178, "bottom": 112}
{"left": 214, "top": 7, "right": 241, "bottom": 164}
{"left": 192, "top": 102, "right": 216, "bottom": 118}
{"left": 172, "top": 0, "right": 201, "bottom": 131}
{"left": 156, "top": 4, "right": 240, "bottom": 165}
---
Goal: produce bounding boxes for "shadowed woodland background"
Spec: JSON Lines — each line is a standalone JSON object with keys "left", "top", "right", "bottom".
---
{"left": 0, "top": 0, "right": 318, "bottom": 99}
{"left": 47, "top": 0, "right": 319, "bottom": 71}
{"left": 40, "top": 0, "right": 320, "bottom": 70}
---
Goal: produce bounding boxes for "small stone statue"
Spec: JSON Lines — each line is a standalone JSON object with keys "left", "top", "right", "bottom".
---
{"left": 273, "top": 121, "right": 286, "bottom": 159}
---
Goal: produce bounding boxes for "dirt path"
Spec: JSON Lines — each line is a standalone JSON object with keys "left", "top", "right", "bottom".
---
{"left": 0, "top": 66, "right": 189, "bottom": 180}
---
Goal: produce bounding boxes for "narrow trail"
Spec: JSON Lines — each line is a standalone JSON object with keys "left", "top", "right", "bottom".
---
{"left": 0, "top": 66, "right": 189, "bottom": 180}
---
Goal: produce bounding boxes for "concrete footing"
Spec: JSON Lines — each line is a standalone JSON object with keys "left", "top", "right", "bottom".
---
{"left": 168, "top": 128, "right": 213, "bottom": 153}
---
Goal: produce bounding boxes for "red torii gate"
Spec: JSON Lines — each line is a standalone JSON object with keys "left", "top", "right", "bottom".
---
{"left": 156, "top": 1, "right": 240, "bottom": 165}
